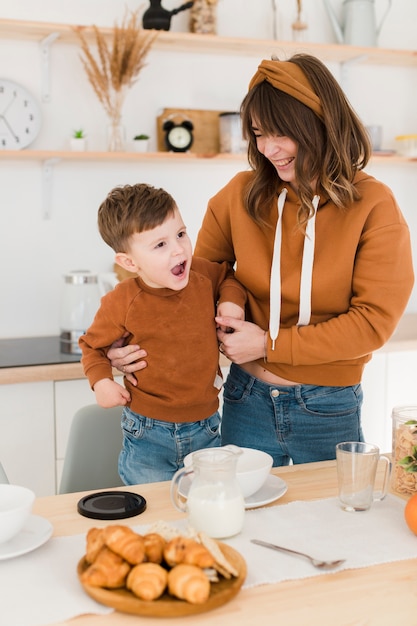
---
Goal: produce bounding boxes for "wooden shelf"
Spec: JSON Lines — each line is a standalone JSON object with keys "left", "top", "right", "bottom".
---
{"left": 0, "top": 149, "right": 247, "bottom": 162}
{"left": 0, "top": 18, "right": 416, "bottom": 67}
{"left": 0, "top": 149, "right": 415, "bottom": 165}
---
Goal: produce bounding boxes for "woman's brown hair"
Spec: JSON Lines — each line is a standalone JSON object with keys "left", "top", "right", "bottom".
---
{"left": 241, "top": 53, "right": 372, "bottom": 229}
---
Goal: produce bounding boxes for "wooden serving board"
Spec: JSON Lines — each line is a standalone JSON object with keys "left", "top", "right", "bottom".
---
{"left": 78, "top": 543, "right": 246, "bottom": 617}
{"left": 156, "top": 108, "right": 226, "bottom": 154}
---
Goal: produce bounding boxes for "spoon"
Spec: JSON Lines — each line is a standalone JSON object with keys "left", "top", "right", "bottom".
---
{"left": 251, "top": 539, "right": 346, "bottom": 570}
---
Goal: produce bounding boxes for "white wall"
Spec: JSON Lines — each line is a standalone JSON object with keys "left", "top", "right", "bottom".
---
{"left": 0, "top": 0, "right": 416, "bottom": 338}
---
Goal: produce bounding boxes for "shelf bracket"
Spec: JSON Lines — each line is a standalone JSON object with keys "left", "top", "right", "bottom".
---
{"left": 40, "top": 32, "right": 60, "bottom": 103}
{"left": 41, "top": 158, "right": 61, "bottom": 220}
{"left": 340, "top": 54, "right": 368, "bottom": 92}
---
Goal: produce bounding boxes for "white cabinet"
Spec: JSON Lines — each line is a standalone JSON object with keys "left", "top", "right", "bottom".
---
{"left": 0, "top": 381, "right": 55, "bottom": 496}
{"left": 361, "top": 348, "right": 417, "bottom": 455}
{"left": 361, "top": 352, "right": 389, "bottom": 453}
{"left": 386, "top": 351, "right": 417, "bottom": 409}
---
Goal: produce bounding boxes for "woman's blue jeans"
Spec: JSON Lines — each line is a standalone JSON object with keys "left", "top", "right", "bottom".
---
{"left": 221, "top": 363, "right": 363, "bottom": 466}
{"left": 118, "top": 408, "right": 221, "bottom": 484}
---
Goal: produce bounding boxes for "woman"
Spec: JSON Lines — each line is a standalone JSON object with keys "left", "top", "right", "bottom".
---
{"left": 109, "top": 54, "right": 414, "bottom": 466}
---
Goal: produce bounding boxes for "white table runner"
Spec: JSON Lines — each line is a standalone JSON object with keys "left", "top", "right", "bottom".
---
{"left": 1, "top": 495, "right": 415, "bottom": 626}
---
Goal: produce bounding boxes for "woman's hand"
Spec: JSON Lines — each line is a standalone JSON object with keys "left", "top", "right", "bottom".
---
{"left": 216, "top": 316, "right": 266, "bottom": 364}
{"left": 107, "top": 333, "right": 147, "bottom": 387}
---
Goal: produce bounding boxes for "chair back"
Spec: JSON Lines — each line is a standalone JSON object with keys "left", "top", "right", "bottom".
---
{"left": 59, "top": 404, "right": 124, "bottom": 494}
{"left": 0, "top": 461, "right": 9, "bottom": 484}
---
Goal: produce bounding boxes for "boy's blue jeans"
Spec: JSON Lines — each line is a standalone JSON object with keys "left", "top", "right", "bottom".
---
{"left": 221, "top": 363, "right": 364, "bottom": 466}
{"left": 118, "top": 408, "right": 221, "bottom": 484}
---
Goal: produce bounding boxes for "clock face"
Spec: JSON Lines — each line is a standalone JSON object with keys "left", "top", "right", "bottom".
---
{"left": 167, "top": 126, "right": 193, "bottom": 151}
{"left": 0, "top": 79, "right": 42, "bottom": 150}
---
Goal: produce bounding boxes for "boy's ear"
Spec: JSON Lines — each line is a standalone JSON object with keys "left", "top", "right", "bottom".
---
{"left": 115, "top": 252, "right": 139, "bottom": 274}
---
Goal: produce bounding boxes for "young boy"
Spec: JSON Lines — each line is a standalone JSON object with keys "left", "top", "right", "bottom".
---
{"left": 79, "top": 183, "right": 246, "bottom": 484}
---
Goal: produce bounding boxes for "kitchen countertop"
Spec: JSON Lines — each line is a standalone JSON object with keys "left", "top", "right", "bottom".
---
{"left": 0, "top": 335, "right": 80, "bottom": 368}
{"left": 0, "top": 313, "right": 416, "bottom": 386}
{"left": 0, "top": 335, "right": 84, "bottom": 384}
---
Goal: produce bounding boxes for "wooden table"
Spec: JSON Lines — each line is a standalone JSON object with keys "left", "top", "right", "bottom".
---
{"left": 32, "top": 460, "right": 416, "bottom": 625}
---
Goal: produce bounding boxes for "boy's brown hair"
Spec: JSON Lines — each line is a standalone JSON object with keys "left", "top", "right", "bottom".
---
{"left": 98, "top": 183, "right": 176, "bottom": 252}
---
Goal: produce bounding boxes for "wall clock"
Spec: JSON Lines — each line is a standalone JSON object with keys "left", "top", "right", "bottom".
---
{"left": 0, "top": 79, "right": 42, "bottom": 150}
{"left": 162, "top": 119, "right": 194, "bottom": 152}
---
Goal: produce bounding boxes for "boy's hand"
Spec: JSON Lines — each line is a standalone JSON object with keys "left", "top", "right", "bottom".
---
{"left": 93, "top": 378, "right": 131, "bottom": 408}
{"left": 216, "top": 302, "right": 244, "bottom": 332}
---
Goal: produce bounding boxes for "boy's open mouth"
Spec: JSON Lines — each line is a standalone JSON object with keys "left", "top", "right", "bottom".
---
{"left": 171, "top": 261, "right": 186, "bottom": 276}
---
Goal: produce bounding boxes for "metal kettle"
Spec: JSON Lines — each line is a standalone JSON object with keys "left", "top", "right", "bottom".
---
{"left": 323, "top": 0, "right": 391, "bottom": 47}
{"left": 59, "top": 270, "right": 103, "bottom": 354}
{"left": 142, "top": 0, "right": 194, "bottom": 31}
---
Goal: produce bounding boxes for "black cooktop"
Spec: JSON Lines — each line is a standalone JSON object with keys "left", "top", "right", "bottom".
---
{"left": 0, "top": 336, "right": 81, "bottom": 368}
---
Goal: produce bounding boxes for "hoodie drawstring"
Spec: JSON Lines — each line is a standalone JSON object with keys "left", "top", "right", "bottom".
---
{"left": 297, "top": 194, "right": 319, "bottom": 327}
{"left": 269, "top": 188, "right": 287, "bottom": 350}
{"left": 269, "top": 191, "right": 319, "bottom": 350}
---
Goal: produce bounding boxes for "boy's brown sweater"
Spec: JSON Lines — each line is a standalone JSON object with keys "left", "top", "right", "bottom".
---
{"left": 80, "top": 257, "right": 246, "bottom": 421}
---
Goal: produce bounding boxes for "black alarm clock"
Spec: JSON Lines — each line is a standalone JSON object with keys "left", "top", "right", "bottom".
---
{"left": 162, "top": 118, "right": 194, "bottom": 152}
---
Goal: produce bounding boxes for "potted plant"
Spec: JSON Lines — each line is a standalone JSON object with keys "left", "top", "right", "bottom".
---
{"left": 70, "top": 129, "right": 87, "bottom": 151}
{"left": 132, "top": 133, "right": 150, "bottom": 152}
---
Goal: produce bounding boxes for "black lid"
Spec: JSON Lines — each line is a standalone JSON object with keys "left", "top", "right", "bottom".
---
{"left": 77, "top": 490, "right": 147, "bottom": 520}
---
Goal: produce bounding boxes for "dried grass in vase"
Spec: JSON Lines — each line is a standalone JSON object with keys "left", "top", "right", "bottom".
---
{"left": 73, "top": 10, "right": 158, "bottom": 150}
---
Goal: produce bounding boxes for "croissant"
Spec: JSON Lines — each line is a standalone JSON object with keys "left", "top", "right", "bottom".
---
{"left": 126, "top": 562, "right": 168, "bottom": 601}
{"left": 85, "top": 527, "right": 105, "bottom": 564}
{"left": 143, "top": 533, "right": 166, "bottom": 564}
{"left": 164, "top": 536, "right": 215, "bottom": 569}
{"left": 168, "top": 564, "right": 211, "bottom": 604}
{"left": 81, "top": 546, "right": 131, "bottom": 588}
{"left": 103, "top": 525, "right": 145, "bottom": 565}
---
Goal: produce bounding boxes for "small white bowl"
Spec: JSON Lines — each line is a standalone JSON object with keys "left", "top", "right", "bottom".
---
{"left": 0, "top": 484, "right": 35, "bottom": 544}
{"left": 184, "top": 446, "right": 273, "bottom": 498}
{"left": 395, "top": 134, "right": 417, "bottom": 157}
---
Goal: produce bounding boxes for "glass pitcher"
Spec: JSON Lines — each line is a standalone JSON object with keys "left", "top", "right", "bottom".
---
{"left": 170, "top": 448, "right": 245, "bottom": 538}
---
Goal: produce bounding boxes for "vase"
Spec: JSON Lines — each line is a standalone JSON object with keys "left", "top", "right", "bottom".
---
{"left": 190, "top": 0, "right": 217, "bottom": 35}
{"left": 107, "top": 117, "right": 126, "bottom": 152}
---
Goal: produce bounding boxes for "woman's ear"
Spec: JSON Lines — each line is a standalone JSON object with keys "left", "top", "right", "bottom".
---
{"left": 115, "top": 252, "right": 139, "bottom": 274}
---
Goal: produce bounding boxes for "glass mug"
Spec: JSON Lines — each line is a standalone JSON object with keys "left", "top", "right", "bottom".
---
{"left": 336, "top": 442, "right": 391, "bottom": 512}
{"left": 170, "top": 448, "right": 245, "bottom": 538}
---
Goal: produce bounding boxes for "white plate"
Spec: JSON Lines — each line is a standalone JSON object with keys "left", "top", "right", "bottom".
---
{"left": 179, "top": 474, "right": 287, "bottom": 510}
{"left": 243, "top": 474, "right": 287, "bottom": 509}
{"left": 0, "top": 515, "right": 53, "bottom": 560}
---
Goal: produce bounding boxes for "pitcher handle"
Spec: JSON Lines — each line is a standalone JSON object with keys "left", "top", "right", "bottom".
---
{"left": 374, "top": 455, "right": 392, "bottom": 501}
{"left": 377, "top": 0, "right": 392, "bottom": 36}
{"left": 170, "top": 466, "right": 194, "bottom": 512}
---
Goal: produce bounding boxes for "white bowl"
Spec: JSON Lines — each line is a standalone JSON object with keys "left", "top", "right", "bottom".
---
{"left": 395, "top": 134, "right": 417, "bottom": 157}
{"left": 184, "top": 446, "right": 273, "bottom": 498}
{"left": 0, "top": 484, "right": 35, "bottom": 544}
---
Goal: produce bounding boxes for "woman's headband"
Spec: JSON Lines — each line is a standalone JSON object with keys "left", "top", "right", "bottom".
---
{"left": 248, "top": 59, "right": 323, "bottom": 120}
